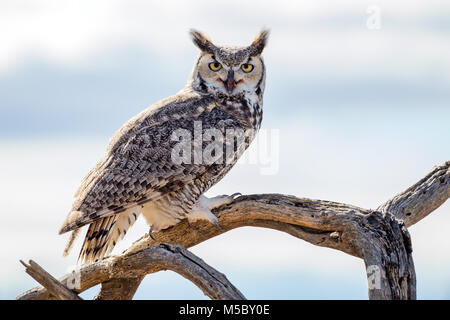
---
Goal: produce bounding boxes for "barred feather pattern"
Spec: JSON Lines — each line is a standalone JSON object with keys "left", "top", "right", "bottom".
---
{"left": 79, "top": 209, "right": 139, "bottom": 264}
{"left": 59, "top": 30, "right": 268, "bottom": 264}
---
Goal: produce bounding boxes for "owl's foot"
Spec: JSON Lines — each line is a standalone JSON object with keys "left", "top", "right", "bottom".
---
{"left": 187, "top": 202, "right": 219, "bottom": 230}
{"left": 186, "top": 194, "right": 241, "bottom": 231}
{"left": 203, "top": 193, "right": 242, "bottom": 210}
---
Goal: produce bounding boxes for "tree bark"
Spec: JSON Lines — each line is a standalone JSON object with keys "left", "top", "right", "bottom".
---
{"left": 19, "top": 260, "right": 82, "bottom": 300}
{"left": 17, "top": 243, "right": 245, "bottom": 300}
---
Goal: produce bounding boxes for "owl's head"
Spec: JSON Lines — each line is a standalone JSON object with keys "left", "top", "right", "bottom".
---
{"left": 189, "top": 29, "right": 269, "bottom": 97}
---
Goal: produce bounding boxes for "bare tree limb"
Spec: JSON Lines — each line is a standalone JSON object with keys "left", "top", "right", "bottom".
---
{"left": 17, "top": 161, "right": 449, "bottom": 300}
{"left": 17, "top": 244, "right": 245, "bottom": 300}
{"left": 122, "top": 196, "right": 417, "bottom": 299}
{"left": 19, "top": 260, "right": 82, "bottom": 300}
{"left": 378, "top": 161, "right": 450, "bottom": 226}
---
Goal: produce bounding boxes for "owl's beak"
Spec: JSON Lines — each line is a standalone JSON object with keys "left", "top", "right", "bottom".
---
{"left": 225, "top": 69, "right": 235, "bottom": 94}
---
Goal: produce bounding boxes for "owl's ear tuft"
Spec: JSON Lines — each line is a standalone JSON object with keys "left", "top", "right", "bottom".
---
{"left": 190, "top": 29, "right": 215, "bottom": 54}
{"left": 249, "top": 29, "right": 270, "bottom": 56}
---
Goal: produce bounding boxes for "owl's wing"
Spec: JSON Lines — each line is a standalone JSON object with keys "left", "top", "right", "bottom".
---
{"left": 59, "top": 91, "right": 219, "bottom": 234}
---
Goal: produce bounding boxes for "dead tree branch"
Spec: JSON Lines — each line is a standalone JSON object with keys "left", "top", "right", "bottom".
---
{"left": 378, "top": 161, "right": 450, "bottom": 226}
{"left": 17, "top": 243, "right": 245, "bottom": 300}
{"left": 17, "top": 161, "right": 449, "bottom": 300}
{"left": 19, "top": 260, "right": 82, "bottom": 300}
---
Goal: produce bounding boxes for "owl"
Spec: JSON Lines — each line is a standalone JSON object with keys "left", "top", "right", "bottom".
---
{"left": 59, "top": 29, "right": 269, "bottom": 263}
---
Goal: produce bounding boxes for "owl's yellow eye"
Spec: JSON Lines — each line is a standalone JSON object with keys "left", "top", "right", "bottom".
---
{"left": 208, "top": 62, "right": 222, "bottom": 71}
{"left": 241, "top": 63, "right": 254, "bottom": 73}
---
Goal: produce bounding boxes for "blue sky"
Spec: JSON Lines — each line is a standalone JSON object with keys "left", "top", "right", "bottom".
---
{"left": 1, "top": 0, "right": 449, "bottom": 299}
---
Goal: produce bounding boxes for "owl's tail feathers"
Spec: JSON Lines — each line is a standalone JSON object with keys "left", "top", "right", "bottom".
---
{"left": 63, "top": 228, "right": 81, "bottom": 257}
{"left": 78, "top": 209, "right": 140, "bottom": 264}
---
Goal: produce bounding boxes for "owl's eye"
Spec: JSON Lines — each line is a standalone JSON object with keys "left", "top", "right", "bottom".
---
{"left": 241, "top": 63, "right": 254, "bottom": 73}
{"left": 208, "top": 62, "right": 222, "bottom": 71}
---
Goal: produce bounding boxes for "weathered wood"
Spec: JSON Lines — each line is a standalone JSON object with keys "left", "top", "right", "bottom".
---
{"left": 17, "top": 244, "right": 245, "bottom": 300}
{"left": 123, "top": 196, "right": 417, "bottom": 299}
{"left": 17, "top": 161, "right": 449, "bottom": 300}
{"left": 378, "top": 161, "right": 449, "bottom": 226}
{"left": 19, "top": 260, "right": 82, "bottom": 300}
{"left": 94, "top": 276, "right": 145, "bottom": 300}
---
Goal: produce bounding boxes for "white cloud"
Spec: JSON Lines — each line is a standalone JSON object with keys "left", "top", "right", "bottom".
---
{"left": 1, "top": 0, "right": 449, "bottom": 83}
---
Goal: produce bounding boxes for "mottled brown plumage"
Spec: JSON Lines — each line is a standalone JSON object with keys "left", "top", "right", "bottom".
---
{"left": 59, "top": 29, "right": 269, "bottom": 263}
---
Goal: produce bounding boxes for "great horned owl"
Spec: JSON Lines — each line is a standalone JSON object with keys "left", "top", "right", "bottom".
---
{"left": 59, "top": 29, "right": 269, "bottom": 263}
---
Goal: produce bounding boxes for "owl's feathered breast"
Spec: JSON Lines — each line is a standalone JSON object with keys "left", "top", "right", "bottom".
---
{"left": 61, "top": 90, "right": 260, "bottom": 233}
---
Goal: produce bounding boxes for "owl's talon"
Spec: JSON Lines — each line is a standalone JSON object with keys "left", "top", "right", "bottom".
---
{"left": 148, "top": 227, "right": 156, "bottom": 240}
{"left": 214, "top": 220, "right": 222, "bottom": 230}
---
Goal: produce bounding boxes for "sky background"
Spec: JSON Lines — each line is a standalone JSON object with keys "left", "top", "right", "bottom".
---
{"left": 1, "top": 0, "right": 449, "bottom": 299}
